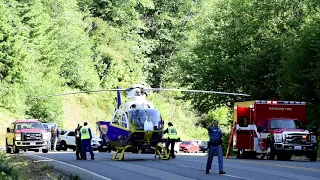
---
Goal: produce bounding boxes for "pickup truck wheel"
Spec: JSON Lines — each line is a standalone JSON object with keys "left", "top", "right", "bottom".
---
{"left": 266, "top": 142, "right": 275, "bottom": 160}
{"left": 6, "top": 146, "right": 11, "bottom": 153}
{"left": 277, "top": 152, "right": 292, "bottom": 161}
{"left": 6, "top": 139, "right": 11, "bottom": 153}
{"left": 309, "top": 151, "right": 317, "bottom": 162}
{"left": 13, "top": 146, "right": 19, "bottom": 153}
{"left": 12, "top": 141, "right": 19, "bottom": 154}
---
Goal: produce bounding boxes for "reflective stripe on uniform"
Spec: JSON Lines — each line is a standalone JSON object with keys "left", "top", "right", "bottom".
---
{"left": 80, "top": 127, "right": 90, "bottom": 139}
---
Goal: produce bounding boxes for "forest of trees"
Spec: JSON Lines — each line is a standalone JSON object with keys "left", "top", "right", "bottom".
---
{"left": 1, "top": 0, "right": 320, "bottom": 133}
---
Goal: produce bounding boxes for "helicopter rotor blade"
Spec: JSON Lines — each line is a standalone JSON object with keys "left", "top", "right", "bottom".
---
{"left": 127, "top": 89, "right": 137, "bottom": 98}
{"left": 29, "top": 89, "right": 129, "bottom": 99}
{"left": 143, "top": 88, "right": 250, "bottom": 96}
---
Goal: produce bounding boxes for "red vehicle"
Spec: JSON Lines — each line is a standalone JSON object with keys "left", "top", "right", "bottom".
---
{"left": 6, "top": 119, "right": 50, "bottom": 153}
{"left": 232, "top": 100, "right": 318, "bottom": 161}
{"left": 179, "top": 140, "right": 200, "bottom": 153}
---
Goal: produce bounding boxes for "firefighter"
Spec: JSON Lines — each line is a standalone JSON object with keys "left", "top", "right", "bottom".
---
{"left": 164, "top": 122, "right": 179, "bottom": 158}
{"left": 75, "top": 124, "right": 83, "bottom": 160}
{"left": 80, "top": 122, "right": 95, "bottom": 160}
{"left": 206, "top": 120, "right": 225, "bottom": 175}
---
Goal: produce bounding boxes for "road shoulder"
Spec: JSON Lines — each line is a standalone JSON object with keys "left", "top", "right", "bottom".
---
{"left": 25, "top": 154, "right": 112, "bottom": 180}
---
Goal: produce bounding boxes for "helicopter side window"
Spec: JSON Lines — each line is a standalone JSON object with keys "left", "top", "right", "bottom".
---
{"left": 121, "top": 115, "right": 128, "bottom": 128}
{"left": 112, "top": 111, "right": 121, "bottom": 126}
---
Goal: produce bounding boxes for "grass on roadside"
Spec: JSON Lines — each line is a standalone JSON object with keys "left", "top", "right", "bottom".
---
{"left": 0, "top": 152, "right": 80, "bottom": 180}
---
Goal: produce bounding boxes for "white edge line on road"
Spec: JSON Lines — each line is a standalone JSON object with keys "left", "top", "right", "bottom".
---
{"left": 176, "top": 164, "right": 254, "bottom": 180}
{"left": 28, "top": 154, "right": 112, "bottom": 180}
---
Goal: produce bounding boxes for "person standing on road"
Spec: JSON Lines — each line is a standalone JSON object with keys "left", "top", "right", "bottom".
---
{"left": 164, "top": 122, "right": 179, "bottom": 159}
{"left": 75, "top": 124, "right": 83, "bottom": 160}
{"left": 206, "top": 120, "right": 225, "bottom": 175}
{"left": 51, "top": 126, "right": 60, "bottom": 151}
{"left": 80, "top": 122, "right": 95, "bottom": 160}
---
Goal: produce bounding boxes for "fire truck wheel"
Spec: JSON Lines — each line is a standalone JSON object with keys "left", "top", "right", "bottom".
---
{"left": 12, "top": 140, "right": 19, "bottom": 154}
{"left": 266, "top": 142, "right": 275, "bottom": 160}
{"left": 236, "top": 149, "right": 245, "bottom": 159}
{"left": 309, "top": 151, "right": 317, "bottom": 162}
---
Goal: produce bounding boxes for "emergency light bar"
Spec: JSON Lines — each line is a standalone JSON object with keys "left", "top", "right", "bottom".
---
{"left": 255, "top": 100, "right": 306, "bottom": 105}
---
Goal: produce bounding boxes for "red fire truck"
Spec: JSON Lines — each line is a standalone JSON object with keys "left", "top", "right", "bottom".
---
{"left": 232, "top": 100, "right": 318, "bottom": 161}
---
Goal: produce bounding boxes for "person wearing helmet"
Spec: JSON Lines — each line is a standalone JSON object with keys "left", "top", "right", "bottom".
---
{"left": 164, "top": 122, "right": 179, "bottom": 158}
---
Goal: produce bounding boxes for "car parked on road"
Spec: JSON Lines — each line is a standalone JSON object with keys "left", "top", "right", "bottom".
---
{"left": 179, "top": 140, "right": 200, "bottom": 153}
{"left": 58, "top": 130, "right": 103, "bottom": 151}
{"left": 199, "top": 141, "right": 208, "bottom": 153}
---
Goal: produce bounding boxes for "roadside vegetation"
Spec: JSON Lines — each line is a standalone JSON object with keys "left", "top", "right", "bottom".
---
{"left": 0, "top": 152, "right": 80, "bottom": 180}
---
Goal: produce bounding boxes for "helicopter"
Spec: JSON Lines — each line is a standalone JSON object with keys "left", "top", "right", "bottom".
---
{"left": 31, "top": 84, "right": 250, "bottom": 161}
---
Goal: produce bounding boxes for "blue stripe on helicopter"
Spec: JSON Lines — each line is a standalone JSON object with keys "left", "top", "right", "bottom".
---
{"left": 107, "top": 125, "right": 130, "bottom": 141}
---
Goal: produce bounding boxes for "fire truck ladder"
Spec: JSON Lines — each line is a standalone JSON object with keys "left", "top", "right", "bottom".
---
{"left": 226, "top": 123, "right": 236, "bottom": 158}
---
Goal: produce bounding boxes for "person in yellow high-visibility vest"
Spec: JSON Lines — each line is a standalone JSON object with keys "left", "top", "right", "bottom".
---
{"left": 164, "top": 122, "right": 179, "bottom": 158}
{"left": 80, "top": 122, "right": 95, "bottom": 160}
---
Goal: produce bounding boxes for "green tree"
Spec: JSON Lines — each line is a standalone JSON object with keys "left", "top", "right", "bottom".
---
{"left": 0, "top": 0, "right": 29, "bottom": 114}
{"left": 44, "top": 0, "right": 100, "bottom": 90}
{"left": 280, "top": 6, "right": 320, "bottom": 127}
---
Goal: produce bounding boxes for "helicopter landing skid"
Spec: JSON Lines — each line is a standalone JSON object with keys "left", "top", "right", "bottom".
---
{"left": 112, "top": 145, "right": 132, "bottom": 161}
{"left": 151, "top": 144, "right": 170, "bottom": 160}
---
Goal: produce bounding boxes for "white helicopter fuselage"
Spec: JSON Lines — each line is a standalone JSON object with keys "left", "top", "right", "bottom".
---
{"left": 121, "top": 95, "right": 155, "bottom": 111}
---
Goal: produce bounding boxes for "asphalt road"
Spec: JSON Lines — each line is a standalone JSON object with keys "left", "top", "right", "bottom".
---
{"left": 15, "top": 151, "right": 320, "bottom": 180}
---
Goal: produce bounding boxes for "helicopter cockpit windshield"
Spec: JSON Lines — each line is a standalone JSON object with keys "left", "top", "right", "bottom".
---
{"left": 128, "top": 109, "right": 163, "bottom": 130}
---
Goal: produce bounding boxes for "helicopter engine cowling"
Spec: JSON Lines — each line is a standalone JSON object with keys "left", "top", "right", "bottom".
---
{"left": 125, "top": 101, "right": 154, "bottom": 110}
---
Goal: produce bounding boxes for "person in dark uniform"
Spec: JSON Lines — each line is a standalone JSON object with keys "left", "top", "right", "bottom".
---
{"left": 80, "top": 122, "right": 95, "bottom": 160}
{"left": 75, "top": 124, "right": 83, "bottom": 160}
{"left": 206, "top": 120, "right": 225, "bottom": 175}
{"left": 164, "top": 122, "right": 179, "bottom": 159}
